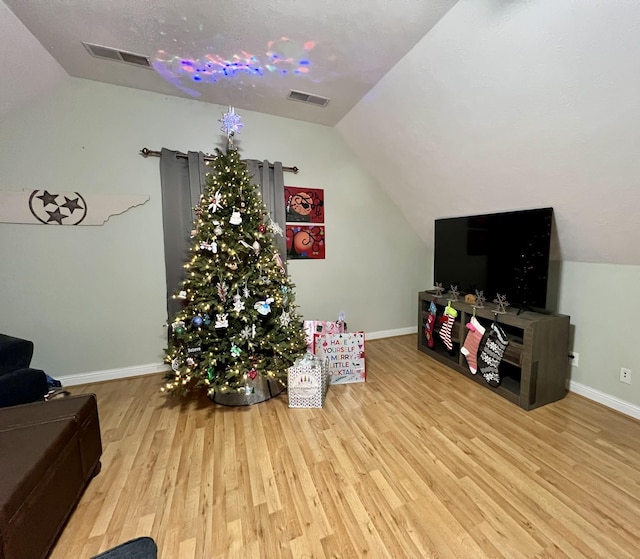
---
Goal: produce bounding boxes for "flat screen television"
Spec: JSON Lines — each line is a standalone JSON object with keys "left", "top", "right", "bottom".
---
{"left": 434, "top": 207, "right": 554, "bottom": 311}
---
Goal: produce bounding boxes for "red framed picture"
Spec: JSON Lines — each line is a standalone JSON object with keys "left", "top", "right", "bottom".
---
{"left": 286, "top": 225, "right": 325, "bottom": 259}
{"left": 284, "top": 186, "right": 324, "bottom": 223}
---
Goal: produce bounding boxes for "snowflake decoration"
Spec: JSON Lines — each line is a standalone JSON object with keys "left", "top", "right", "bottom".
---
{"left": 448, "top": 285, "right": 460, "bottom": 301}
{"left": 240, "top": 324, "right": 256, "bottom": 340}
{"left": 280, "top": 311, "right": 292, "bottom": 326}
{"left": 434, "top": 282, "right": 444, "bottom": 297}
{"left": 243, "top": 285, "right": 250, "bottom": 299}
{"left": 220, "top": 106, "right": 243, "bottom": 137}
{"left": 233, "top": 293, "right": 245, "bottom": 312}
{"left": 208, "top": 191, "right": 223, "bottom": 213}
{"left": 493, "top": 293, "right": 510, "bottom": 314}
{"left": 268, "top": 217, "right": 283, "bottom": 236}
{"left": 474, "top": 290, "right": 486, "bottom": 308}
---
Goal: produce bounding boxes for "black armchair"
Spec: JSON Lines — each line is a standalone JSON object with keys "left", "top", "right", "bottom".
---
{"left": 0, "top": 334, "right": 49, "bottom": 408}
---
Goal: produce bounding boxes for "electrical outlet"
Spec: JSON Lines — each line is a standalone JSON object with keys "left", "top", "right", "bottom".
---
{"left": 571, "top": 352, "right": 579, "bottom": 367}
{"left": 620, "top": 368, "right": 631, "bottom": 385}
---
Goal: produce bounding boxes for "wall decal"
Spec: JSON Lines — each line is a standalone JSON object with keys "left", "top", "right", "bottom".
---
{"left": 0, "top": 190, "right": 150, "bottom": 225}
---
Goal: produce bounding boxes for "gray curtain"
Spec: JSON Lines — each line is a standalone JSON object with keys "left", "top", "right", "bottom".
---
{"left": 246, "top": 159, "right": 287, "bottom": 260}
{"left": 160, "top": 151, "right": 287, "bottom": 320}
{"left": 160, "top": 149, "right": 206, "bottom": 319}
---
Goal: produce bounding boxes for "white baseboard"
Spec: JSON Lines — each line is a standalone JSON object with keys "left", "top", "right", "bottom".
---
{"left": 569, "top": 380, "right": 640, "bottom": 421}
{"left": 366, "top": 326, "right": 417, "bottom": 340}
{"left": 59, "top": 363, "right": 168, "bottom": 387}
{"left": 56, "top": 328, "right": 417, "bottom": 387}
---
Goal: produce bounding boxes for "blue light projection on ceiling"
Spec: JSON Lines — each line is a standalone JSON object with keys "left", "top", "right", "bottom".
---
{"left": 152, "top": 37, "right": 316, "bottom": 97}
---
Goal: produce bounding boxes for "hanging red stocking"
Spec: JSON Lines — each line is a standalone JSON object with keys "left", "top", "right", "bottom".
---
{"left": 424, "top": 299, "right": 438, "bottom": 348}
{"left": 438, "top": 304, "right": 458, "bottom": 351}
{"left": 460, "top": 315, "right": 485, "bottom": 374}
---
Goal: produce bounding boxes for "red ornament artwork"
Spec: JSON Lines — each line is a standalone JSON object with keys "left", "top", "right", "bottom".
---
{"left": 286, "top": 225, "right": 325, "bottom": 259}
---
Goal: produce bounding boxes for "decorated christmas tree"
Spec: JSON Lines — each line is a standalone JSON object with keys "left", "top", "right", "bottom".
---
{"left": 163, "top": 108, "right": 307, "bottom": 398}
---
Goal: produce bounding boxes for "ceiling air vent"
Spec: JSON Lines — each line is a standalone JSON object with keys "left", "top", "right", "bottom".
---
{"left": 287, "top": 90, "right": 330, "bottom": 107}
{"left": 82, "top": 42, "right": 151, "bottom": 68}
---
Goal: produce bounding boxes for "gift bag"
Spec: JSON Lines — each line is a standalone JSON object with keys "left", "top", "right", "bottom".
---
{"left": 288, "top": 352, "right": 329, "bottom": 408}
{"left": 314, "top": 332, "right": 366, "bottom": 384}
{"left": 303, "top": 320, "right": 346, "bottom": 352}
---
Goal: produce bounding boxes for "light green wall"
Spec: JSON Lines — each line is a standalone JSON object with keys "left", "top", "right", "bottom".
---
{"left": 558, "top": 262, "right": 640, "bottom": 408}
{"left": 0, "top": 78, "right": 428, "bottom": 378}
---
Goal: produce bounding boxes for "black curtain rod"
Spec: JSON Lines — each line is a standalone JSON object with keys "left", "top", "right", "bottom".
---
{"left": 139, "top": 147, "right": 299, "bottom": 174}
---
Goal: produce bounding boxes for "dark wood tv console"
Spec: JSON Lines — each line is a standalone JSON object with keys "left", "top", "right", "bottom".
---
{"left": 417, "top": 291, "right": 570, "bottom": 410}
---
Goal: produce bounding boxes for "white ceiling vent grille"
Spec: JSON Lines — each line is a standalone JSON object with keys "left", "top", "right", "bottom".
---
{"left": 82, "top": 42, "right": 151, "bottom": 68}
{"left": 287, "top": 90, "right": 330, "bottom": 107}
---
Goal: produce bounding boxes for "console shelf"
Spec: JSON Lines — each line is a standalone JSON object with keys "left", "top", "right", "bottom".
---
{"left": 417, "top": 291, "right": 570, "bottom": 410}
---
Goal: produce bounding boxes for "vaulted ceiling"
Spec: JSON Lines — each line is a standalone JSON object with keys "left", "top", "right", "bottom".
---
{"left": 1, "top": 0, "right": 457, "bottom": 126}
{"left": 2, "top": 0, "right": 640, "bottom": 266}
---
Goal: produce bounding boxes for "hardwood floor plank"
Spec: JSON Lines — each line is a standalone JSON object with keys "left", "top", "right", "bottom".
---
{"left": 48, "top": 335, "right": 640, "bottom": 558}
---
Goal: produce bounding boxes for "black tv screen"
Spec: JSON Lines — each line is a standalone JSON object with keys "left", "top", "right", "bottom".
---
{"left": 434, "top": 207, "right": 554, "bottom": 310}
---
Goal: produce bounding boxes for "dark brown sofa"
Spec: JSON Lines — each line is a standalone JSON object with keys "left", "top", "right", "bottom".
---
{"left": 0, "top": 394, "right": 102, "bottom": 559}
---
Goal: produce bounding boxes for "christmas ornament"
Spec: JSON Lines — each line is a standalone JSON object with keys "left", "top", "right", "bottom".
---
{"left": 268, "top": 217, "right": 283, "bottom": 236}
{"left": 230, "top": 344, "right": 242, "bottom": 357}
{"left": 171, "top": 358, "right": 180, "bottom": 371}
{"left": 217, "top": 281, "right": 229, "bottom": 301}
{"left": 215, "top": 313, "right": 229, "bottom": 328}
{"left": 214, "top": 224, "right": 223, "bottom": 236}
{"left": 208, "top": 191, "right": 223, "bottom": 213}
{"left": 254, "top": 298, "right": 274, "bottom": 315}
{"left": 248, "top": 368, "right": 258, "bottom": 380}
{"left": 171, "top": 320, "right": 186, "bottom": 332}
{"left": 243, "top": 285, "right": 250, "bottom": 298}
{"left": 200, "top": 240, "right": 217, "bottom": 253}
{"left": 229, "top": 210, "right": 242, "bottom": 225}
{"left": 273, "top": 253, "right": 285, "bottom": 274}
{"left": 220, "top": 106, "right": 243, "bottom": 137}
{"left": 186, "top": 357, "right": 195, "bottom": 366}
{"left": 192, "top": 315, "right": 204, "bottom": 327}
{"left": 177, "top": 290, "right": 187, "bottom": 299}
{"left": 280, "top": 311, "right": 291, "bottom": 326}
{"left": 233, "top": 293, "right": 245, "bottom": 312}
{"left": 240, "top": 324, "right": 256, "bottom": 340}
{"left": 252, "top": 241, "right": 260, "bottom": 254}
{"left": 203, "top": 314, "right": 211, "bottom": 326}
{"left": 226, "top": 261, "right": 238, "bottom": 270}
{"left": 258, "top": 223, "right": 267, "bottom": 233}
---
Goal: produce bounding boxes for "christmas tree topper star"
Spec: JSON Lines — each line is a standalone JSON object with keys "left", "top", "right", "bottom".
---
{"left": 219, "top": 106, "right": 243, "bottom": 139}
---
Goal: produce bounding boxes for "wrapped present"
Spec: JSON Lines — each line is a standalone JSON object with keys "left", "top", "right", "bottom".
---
{"left": 288, "top": 352, "right": 329, "bottom": 408}
{"left": 303, "top": 319, "right": 346, "bottom": 352}
{"left": 314, "top": 332, "right": 366, "bottom": 384}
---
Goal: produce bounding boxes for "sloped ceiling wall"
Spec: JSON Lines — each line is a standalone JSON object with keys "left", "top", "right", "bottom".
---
{"left": 0, "top": 1, "right": 66, "bottom": 119}
{"left": 337, "top": 0, "right": 640, "bottom": 265}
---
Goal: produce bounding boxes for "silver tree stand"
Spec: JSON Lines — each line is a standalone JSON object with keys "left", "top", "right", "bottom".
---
{"left": 209, "top": 376, "right": 285, "bottom": 406}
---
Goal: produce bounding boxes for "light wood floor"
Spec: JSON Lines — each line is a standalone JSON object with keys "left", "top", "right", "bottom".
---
{"left": 51, "top": 335, "right": 640, "bottom": 558}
